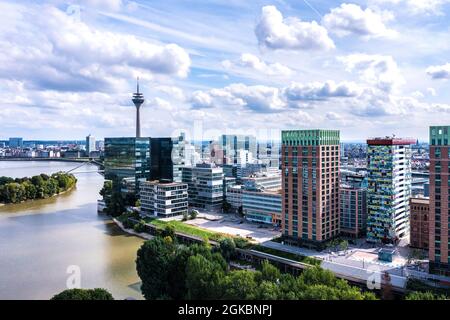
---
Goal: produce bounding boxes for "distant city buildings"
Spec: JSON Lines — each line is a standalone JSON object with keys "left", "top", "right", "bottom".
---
{"left": 182, "top": 163, "right": 224, "bottom": 210}
{"left": 86, "top": 134, "right": 96, "bottom": 155}
{"left": 282, "top": 130, "right": 340, "bottom": 248}
{"left": 366, "top": 137, "right": 415, "bottom": 244}
{"left": 221, "top": 134, "right": 257, "bottom": 165}
{"left": 429, "top": 126, "right": 450, "bottom": 276}
{"left": 340, "top": 172, "right": 368, "bottom": 238}
{"left": 410, "top": 197, "right": 430, "bottom": 250}
{"left": 9, "top": 137, "right": 23, "bottom": 148}
{"left": 140, "top": 180, "right": 188, "bottom": 217}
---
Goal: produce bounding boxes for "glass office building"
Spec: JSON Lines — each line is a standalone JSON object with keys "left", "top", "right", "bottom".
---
{"left": 150, "top": 135, "right": 185, "bottom": 183}
{"left": 104, "top": 137, "right": 151, "bottom": 186}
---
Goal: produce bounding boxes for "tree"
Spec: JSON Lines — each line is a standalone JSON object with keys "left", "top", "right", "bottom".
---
{"left": 219, "top": 238, "right": 236, "bottom": 261}
{"left": 189, "top": 209, "right": 198, "bottom": 220}
{"left": 340, "top": 240, "right": 349, "bottom": 252}
{"left": 51, "top": 288, "right": 114, "bottom": 300}
{"left": 162, "top": 225, "right": 176, "bottom": 239}
{"left": 99, "top": 180, "right": 113, "bottom": 199}
{"left": 222, "top": 199, "right": 232, "bottom": 213}
{"left": 136, "top": 237, "right": 175, "bottom": 299}
{"left": 222, "top": 270, "right": 258, "bottom": 299}
{"left": 406, "top": 291, "right": 448, "bottom": 300}
{"left": 259, "top": 260, "right": 281, "bottom": 283}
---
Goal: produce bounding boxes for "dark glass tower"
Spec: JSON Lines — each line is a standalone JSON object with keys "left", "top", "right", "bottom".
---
{"left": 132, "top": 78, "right": 145, "bottom": 138}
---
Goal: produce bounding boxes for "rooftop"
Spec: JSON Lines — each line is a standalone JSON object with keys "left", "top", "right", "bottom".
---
{"left": 367, "top": 136, "right": 416, "bottom": 145}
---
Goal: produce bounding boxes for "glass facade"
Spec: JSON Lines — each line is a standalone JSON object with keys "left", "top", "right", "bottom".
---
{"left": 150, "top": 135, "right": 185, "bottom": 183}
{"left": 104, "top": 137, "right": 151, "bottom": 187}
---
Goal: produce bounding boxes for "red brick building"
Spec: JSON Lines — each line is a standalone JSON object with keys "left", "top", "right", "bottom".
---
{"left": 409, "top": 197, "right": 429, "bottom": 250}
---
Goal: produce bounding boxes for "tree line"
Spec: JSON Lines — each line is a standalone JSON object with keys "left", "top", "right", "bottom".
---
{"left": 0, "top": 172, "right": 77, "bottom": 204}
{"left": 136, "top": 232, "right": 377, "bottom": 300}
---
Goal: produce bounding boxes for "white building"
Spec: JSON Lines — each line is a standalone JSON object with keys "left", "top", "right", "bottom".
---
{"left": 86, "top": 134, "right": 96, "bottom": 155}
{"left": 226, "top": 184, "right": 242, "bottom": 210}
{"left": 140, "top": 180, "right": 188, "bottom": 217}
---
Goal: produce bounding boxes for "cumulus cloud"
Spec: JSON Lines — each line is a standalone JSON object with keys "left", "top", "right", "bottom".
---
{"left": 322, "top": 3, "right": 396, "bottom": 38}
{"left": 191, "top": 91, "right": 215, "bottom": 109}
{"left": 284, "top": 80, "right": 362, "bottom": 102}
{"left": 222, "top": 53, "right": 293, "bottom": 76}
{"left": 372, "top": 0, "right": 450, "bottom": 15}
{"left": 255, "top": 5, "right": 335, "bottom": 51}
{"left": 338, "top": 54, "right": 404, "bottom": 93}
{"left": 0, "top": 4, "right": 191, "bottom": 93}
{"left": 426, "top": 63, "right": 450, "bottom": 79}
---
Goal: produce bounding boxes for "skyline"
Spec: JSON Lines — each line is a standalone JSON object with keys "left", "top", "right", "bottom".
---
{"left": 2, "top": 1, "right": 450, "bottom": 141}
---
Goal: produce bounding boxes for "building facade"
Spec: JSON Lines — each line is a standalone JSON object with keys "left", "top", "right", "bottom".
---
{"left": 104, "top": 137, "right": 151, "bottom": 186}
{"left": 242, "top": 172, "right": 281, "bottom": 191}
{"left": 282, "top": 129, "right": 340, "bottom": 248}
{"left": 9, "top": 137, "right": 23, "bottom": 148}
{"left": 182, "top": 163, "right": 224, "bottom": 210}
{"left": 340, "top": 173, "right": 367, "bottom": 238}
{"left": 221, "top": 135, "right": 257, "bottom": 165}
{"left": 429, "top": 126, "right": 450, "bottom": 276}
{"left": 410, "top": 197, "right": 429, "bottom": 250}
{"left": 86, "top": 134, "right": 96, "bottom": 155}
{"left": 150, "top": 135, "right": 186, "bottom": 183}
{"left": 366, "top": 137, "right": 415, "bottom": 244}
{"left": 242, "top": 190, "right": 282, "bottom": 225}
{"left": 140, "top": 180, "right": 188, "bottom": 217}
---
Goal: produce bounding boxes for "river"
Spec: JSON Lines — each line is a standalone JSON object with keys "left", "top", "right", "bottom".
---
{"left": 0, "top": 161, "right": 144, "bottom": 300}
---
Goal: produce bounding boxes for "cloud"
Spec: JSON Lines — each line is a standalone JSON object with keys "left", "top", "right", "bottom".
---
{"left": 190, "top": 91, "right": 215, "bottom": 109}
{"left": 255, "top": 5, "right": 335, "bottom": 51}
{"left": 426, "top": 63, "right": 450, "bottom": 79}
{"left": 284, "top": 80, "right": 362, "bottom": 102}
{"left": 372, "top": 0, "right": 450, "bottom": 15}
{"left": 325, "top": 112, "right": 342, "bottom": 120}
{"left": 222, "top": 53, "right": 293, "bottom": 77}
{"left": 0, "top": 4, "right": 191, "bottom": 93}
{"left": 338, "top": 54, "right": 404, "bottom": 93}
{"left": 76, "top": 0, "right": 123, "bottom": 11}
{"left": 322, "top": 3, "right": 396, "bottom": 38}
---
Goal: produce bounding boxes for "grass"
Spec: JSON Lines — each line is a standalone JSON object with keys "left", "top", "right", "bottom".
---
{"left": 251, "top": 245, "right": 321, "bottom": 266}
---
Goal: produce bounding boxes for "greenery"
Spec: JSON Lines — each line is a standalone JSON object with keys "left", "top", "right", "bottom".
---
{"left": 136, "top": 235, "right": 377, "bottom": 300}
{"left": 99, "top": 176, "right": 125, "bottom": 217}
{"left": 133, "top": 220, "right": 147, "bottom": 233}
{"left": 251, "top": 245, "right": 321, "bottom": 266}
{"left": 0, "top": 172, "right": 77, "bottom": 204}
{"left": 51, "top": 288, "right": 114, "bottom": 300}
{"left": 406, "top": 278, "right": 450, "bottom": 296}
{"left": 405, "top": 291, "right": 448, "bottom": 300}
{"left": 189, "top": 209, "right": 199, "bottom": 220}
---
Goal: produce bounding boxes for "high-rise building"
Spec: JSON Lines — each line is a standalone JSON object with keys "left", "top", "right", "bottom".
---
{"left": 282, "top": 129, "right": 340, "bottom": 248}
{"left": 410, "top": 197, "right": 429, "bottom": 250}
{"left": 104, "top": 137, "right": 151, "bottom": 187}
{"left": 86, "top": 134, "right": 96, "bottom": 155}
{"left": 9, "top": 137, "right": 23, "bottom": 148}
{"left": 221, "top": 135, "right": 257, "bottom": 165}
{"left": 429, "top": 126, "right": 450, "bottom": 276}
{"left": 366, "top": 137, "right": 415, "bottom": 244}
{"left": 150, "top": 134, "right": 186, "bottom": 183}
{"left": 132, "top": 78, "right": 145, "bottom": 138}
{"left": 182, "top": 163, "right": 224, "bottom": 210}
{"left": 140, "top": 180, "right": 188, "bottom": 217}
{"left": 340, "top": 173, "right": 368, "bottom": 238}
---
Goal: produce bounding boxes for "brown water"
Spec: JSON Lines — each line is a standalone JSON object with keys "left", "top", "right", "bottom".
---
{"left": 0, "top": 161, "right": 144, "bottom": 300}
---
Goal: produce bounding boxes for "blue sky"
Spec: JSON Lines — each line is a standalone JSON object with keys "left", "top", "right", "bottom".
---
{"left": 1, "top": 0, "right": 450, "bottom": 141}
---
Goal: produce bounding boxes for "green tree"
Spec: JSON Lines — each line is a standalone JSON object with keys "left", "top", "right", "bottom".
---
{"left": 51, "top": 288, "right": 114, "bottom": 300}
{"left": 406, "top": 291, "right": 448, "bottom": 300}
{"left": 219, "top": 238, "right": 236, "bottom": 262}
{"left": 189, "top": 209, "right": 198, "bottom": 220}
{"left": 222, "top": 270, "right": 258, "bottom": 299}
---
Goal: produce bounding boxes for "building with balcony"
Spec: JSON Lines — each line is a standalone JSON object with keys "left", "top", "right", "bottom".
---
{"left": 366, "top": 137, "right": 415, "bottom": 244}
{"left": 140, "top": 180, "right": 188, "bottom": 217}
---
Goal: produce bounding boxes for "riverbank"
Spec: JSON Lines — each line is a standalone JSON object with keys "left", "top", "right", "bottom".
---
{"left": 0, "top": 157, "right": 93, "bottom": 163}
{"left": 112, "top": 218, "right": 153, "bottom": 240}
{"left": 0, "top": 184, "right": 76, "bottom": 207}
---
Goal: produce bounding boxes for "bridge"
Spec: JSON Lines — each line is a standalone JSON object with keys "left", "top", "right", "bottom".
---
{"left": 64, "top": 159, "right": 104, "bottom": 175}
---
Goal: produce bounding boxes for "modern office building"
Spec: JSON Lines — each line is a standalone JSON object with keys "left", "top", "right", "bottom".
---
{"left": 429, "top": 126, "right": 450, "bottom": 276}
{"left": 226, "top": 184, "right": 243, "bottom": 210}
{"left": 410, "top": 197, "right": 430, "bottom": 250}
{"left": 340, "top": 173, "right": 368, "bottom": 238}
{"left": 86, "top": 134, "right": 96, "bottom": 155}
{"left": 242, "top": 189, "right": 282, "bottom": 225}
{"left": 221, "top": 134, "right": 257, "bottom": 165}
{"left": 9, "top": 137, "right": 23, "bottom": 148}
{"left": 282, "top": 129, "right": 340, "bottom": 248}
{"left": 150, "top": 135, "right": 186, "bottom": 183}
{"left": 242, "top": 172, "right": 281, "bottom": 191}
{"left": 366, "top": 137, "right": 415, "bottom": 244}
{"left": 140, "top": 180, "right": 188, "bottom": 217}
{"left": 104, "top": 137, "right": 151, "bottom": 187}
{"left": 182, "top": 163, "right": 224, "bottom": 210}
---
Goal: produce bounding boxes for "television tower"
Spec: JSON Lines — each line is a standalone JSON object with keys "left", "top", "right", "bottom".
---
{"left": 132, "top": 77, "right": 145, "bottom": 138}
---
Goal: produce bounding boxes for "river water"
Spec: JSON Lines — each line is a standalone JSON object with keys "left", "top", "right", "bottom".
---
{"left": 0, "top": 161, "right": 144, "bottom": 300}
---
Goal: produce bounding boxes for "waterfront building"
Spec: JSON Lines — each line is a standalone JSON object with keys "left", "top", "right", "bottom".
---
{"left": 104, "top": 137, "right": 151, "bottom": 187}
{"left": 281, "top": 129, "right": 340, "bottom": 248}
{"left": 140, "top": 180, "right": 188, "bottom": 217}
{"left": 150, "top": 134, "right": 186, "bottom": 183}
{"left": 86, "top": 134, "right": 96, "bottom": 155}
{"left": 366, "top": 137, "right": 415, "bottom": 244}
{"left": 242, "top": 189, "right": 282, "bottom": 225}
{"left": 340, "top": 173, "right": 368, "bottom": 238}
{"left": 221, "top": 134, "right": 257, "bottom": 165}
{"left": 9, "top": 137, "right": 23, "bottom": 148}
{"left": 410, "top": 197, "right": 429, "bottom": 250}
{"left": 429, "top": 126, "right": 450, "bottom": 276}
{"left": 182, "top": 163, "right": 224, "bottom": 210}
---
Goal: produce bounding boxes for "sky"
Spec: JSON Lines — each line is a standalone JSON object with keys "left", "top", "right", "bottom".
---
{"left": 1, "top": 0, "right": 450, "bottom": 142}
